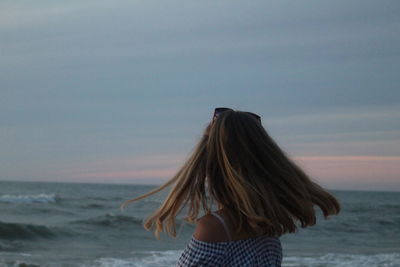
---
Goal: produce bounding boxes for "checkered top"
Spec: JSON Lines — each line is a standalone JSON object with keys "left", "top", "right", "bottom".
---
{"left": 176, "top": 235, "right": 282, "bottom": 266}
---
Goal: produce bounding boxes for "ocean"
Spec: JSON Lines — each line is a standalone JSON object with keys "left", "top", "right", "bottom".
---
{"left": 0, "top": 181, "right": 399, "bottom": 267}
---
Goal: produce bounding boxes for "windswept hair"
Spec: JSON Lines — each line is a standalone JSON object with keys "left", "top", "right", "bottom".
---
{"left": 121, "top": 110, "right": 340, "bottom": 238}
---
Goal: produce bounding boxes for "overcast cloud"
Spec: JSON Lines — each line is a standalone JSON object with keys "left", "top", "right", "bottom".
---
{"left": 1, "top": 0, "right": 399, "bottom": 190}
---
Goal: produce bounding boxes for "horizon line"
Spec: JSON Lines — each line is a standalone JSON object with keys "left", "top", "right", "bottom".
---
{"left": 1, "top": 179, "right": 399, "bottom": 193}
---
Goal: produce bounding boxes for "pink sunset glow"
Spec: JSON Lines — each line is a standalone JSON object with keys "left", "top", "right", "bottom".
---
{"left": 79, "top": 168, "right": 178, "bottom": 179}
{"left": 59, "top": 154, "right": 400, "bottom": 191}
{"left": 293, "top": 156, "right": 400, "bottom": 190}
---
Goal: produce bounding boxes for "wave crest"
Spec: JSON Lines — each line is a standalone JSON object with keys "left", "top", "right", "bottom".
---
{"left": 72, "top": 214, "right": 143, "bottom": 227}
{"left": 0, "top": 221, "right": 56, "bottom": 240}
{"left": 0, "top": 193, "right": 56, "bottom": 204}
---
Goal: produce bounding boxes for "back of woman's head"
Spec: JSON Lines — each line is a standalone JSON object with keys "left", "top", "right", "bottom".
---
{"left": 121, "top": 108, "right": 341, "bottom": 238}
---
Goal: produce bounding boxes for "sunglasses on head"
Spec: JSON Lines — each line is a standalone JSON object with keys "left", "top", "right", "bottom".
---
{"left": 212, "top": 107, "right": 261, "bottom": 123}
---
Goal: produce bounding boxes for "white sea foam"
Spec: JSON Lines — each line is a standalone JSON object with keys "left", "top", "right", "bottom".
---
{"left": 283, "top": 252, "right": 400, "bottom": 267}
{"left": 0, "top": 252, "right": 35, "bottom": 267}
{"left": 87, "top": 250, "right": 181, "bottom": 267}
{"left": 130, "top": 250, "right": 181, "bottom": 267}
{"left": 0, "top": 193, "right": 56, "bottom": 203}
{"left": 85, "top": 251, "right": 400, "bottom": 267}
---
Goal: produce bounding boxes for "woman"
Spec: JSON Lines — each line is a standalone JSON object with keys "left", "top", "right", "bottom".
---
{"left": 121, "top": 107, "right": 341, "bottom": 266}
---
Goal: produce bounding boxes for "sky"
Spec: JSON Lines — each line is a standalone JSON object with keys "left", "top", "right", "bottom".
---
{"left": 1, "top": 0, "right": 399, "bottom": 191}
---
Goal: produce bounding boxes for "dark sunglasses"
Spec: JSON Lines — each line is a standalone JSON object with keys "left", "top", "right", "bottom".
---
{"left": 212, "top": 107, "right": 261, "bottom": 123}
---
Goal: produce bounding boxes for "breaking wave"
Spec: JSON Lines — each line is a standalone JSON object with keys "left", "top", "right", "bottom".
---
{"left": 80, "top": 251, "right": 400, "bottom": 267}
{"left": 0, "top": 221, "right": 57, "bottom": 240}
{"left": 71, "top": 214, "right": 143, "bottom": 227}
{"left": 283, "top": 252, "right": 400, "bottom": 267}
{"left": 0, "top": 194, "right": 57, "bottom": 204}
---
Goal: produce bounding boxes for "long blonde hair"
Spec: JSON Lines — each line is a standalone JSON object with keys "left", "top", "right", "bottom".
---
{"left": 121, "top": 109, "right": 340, "bottom": 238}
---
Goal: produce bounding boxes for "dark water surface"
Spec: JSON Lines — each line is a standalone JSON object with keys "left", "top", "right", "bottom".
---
{"left": 0, "top": 181, "right": 399, "bottom": 266}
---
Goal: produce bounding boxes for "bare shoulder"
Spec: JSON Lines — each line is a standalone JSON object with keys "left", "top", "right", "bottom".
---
{"left": 193, "top": 213, "right": 229, "bottom": 242}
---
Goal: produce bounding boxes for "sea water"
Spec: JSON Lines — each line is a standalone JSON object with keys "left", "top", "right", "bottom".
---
{"left": 0, "top": 181, "right": 399, "bottom": 267}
